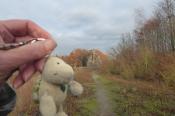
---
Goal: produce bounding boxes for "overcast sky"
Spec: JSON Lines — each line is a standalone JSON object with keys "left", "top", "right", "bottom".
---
{"left": 0, "top": 0, "right": 160, "bottom": 55}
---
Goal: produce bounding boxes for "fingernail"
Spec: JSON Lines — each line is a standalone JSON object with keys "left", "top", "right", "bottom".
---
{"left": 44, "top": 40, "right": 57, "bottom": 52}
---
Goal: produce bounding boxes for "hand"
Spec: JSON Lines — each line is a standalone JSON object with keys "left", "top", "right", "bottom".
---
{"left": 0, "top": 19, "right": 57, "bottom": 88}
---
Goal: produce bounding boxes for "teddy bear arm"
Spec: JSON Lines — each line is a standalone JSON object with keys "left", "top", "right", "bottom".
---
{"left": 69, "top": 80, "right": 83, "bottom": 96}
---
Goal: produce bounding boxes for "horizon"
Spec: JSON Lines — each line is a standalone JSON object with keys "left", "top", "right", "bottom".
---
{"left": 57, "top": 48, "right": 108, "bottom": 57}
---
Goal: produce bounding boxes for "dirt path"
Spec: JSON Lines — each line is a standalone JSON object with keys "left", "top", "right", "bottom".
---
{"left": 92, "top": 74, "right": 115, "bottom": 116}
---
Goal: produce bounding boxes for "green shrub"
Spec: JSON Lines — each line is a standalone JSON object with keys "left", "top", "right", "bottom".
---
{"left": 101, "top": 37, "right": 175, "bottom": 87}
{"left": 133, "top": 47, "right": 156, "bottom": 80}
{"left": 159, "top": 62, "right": 175, "bottom": 88}
{"left": 120, "top": 63, "right": 135, "bottom": 79}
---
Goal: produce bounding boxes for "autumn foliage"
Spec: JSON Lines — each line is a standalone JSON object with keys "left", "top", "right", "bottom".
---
{"left": 101, "top": 0, "right": 175, "bottom": 89}
{"left": 60, "top": 48, "right": 107, "bottom": 68}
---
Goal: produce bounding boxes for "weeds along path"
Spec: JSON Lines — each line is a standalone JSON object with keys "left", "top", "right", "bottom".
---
{"left": 92, "top": 73, "right": 115, "bottom": 116}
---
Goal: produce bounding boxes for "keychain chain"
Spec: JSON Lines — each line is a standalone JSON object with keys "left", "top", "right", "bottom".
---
{"left": 0, "top": 38, "right": 46, "bottom": 50}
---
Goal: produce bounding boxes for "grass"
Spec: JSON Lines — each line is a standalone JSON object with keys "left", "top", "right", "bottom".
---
{"left": 64, "top": 69, "right": 99, "bottom": 116}
{"left": 8, "top": 68, "right": 175, "bottom": 116}
{"left": 65, "top": 83, "right": 98, "bottom": 116}
{"left": 64, "top": 68, "right": 98, "bottom": 116}
{"left": 75, "top": 84, "right": 98, "bottom": 116}
{"left": 77, "top": 98, "right": 97, "bottom": 116}
{"left": 9, "top": 68, "right": 96, "bottom": 116}
{"left": 98, "top": 74, "right": 175, "bottom": 116}
{"left": 9, "top": 73, "right": 40, "bottom": 116}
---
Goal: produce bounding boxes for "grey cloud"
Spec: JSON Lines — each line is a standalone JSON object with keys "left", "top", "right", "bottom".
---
{"left": 0, "top": 0, "right": 160, "bottom": 55}
{"left": 59, "top": 11, "right": 98, "bottom": 29}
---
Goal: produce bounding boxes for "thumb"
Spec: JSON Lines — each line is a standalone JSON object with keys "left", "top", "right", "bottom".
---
{"left": 0, "top": 39, "right": 56, "bottom": 72}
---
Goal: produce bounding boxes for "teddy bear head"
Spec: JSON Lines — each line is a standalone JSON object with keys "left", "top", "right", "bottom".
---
{"left": 41, "top": 56, "right": 83, "bottom": 96}
{"left": 41, "top": 57, "right": 74, "bottom": 85}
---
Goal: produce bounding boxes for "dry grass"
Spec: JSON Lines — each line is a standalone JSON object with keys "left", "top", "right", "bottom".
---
{"left": 99, "top": 74, "right": 175, "bottom": 115}
{"left": 107, "top": 75, "right": 175, "bottom": 97}
{"left": 8, "top": 68, "right": 93, "bottom": 116}
{"left": 74, "top": 68, "right": 93, "bottom": 84}
{"left": 65, "top": 68, "right": 95, "bottom": 115}
{"left": 65, "top": 84, "right": 95, "bottom": 115}
{"left": 9, "top": 73, "right": 40, "bottom": 116}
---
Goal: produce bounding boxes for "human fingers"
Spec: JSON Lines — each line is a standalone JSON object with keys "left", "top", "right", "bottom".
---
{"left": 13, "top": 63, "right": 36, "bottom": 88}
{"left": 0, "top": 22, "right": 15, "bottom": 43}
{"left": 34, "top": 58, "right": 47, "bottom": 73}
{"left": 0, "top": 39, "right": 56, "bottom": 73}
{"left": 0, "top": 36, "right": 4, "bottom": 43}
{"left": 1, "top": 19, "right": 51, "bottom": 40}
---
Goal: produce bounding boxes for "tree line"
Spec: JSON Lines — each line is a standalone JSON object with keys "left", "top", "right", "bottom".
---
{"left": 135, "top": 0, "right": 175, "bottom": 53}
{"left": 104, "top": 0, "right": 175, "bottom": 88}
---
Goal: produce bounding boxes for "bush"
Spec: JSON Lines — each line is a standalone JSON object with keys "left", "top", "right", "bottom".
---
{"left": 157, "top": 54, "right": 175, "bottom": 88}
{"left": 120, "top": 63, "right": 135, "bottom": 79}
{"left": 99, "top": 36, "right": 175, "bottom": 88}
{"left": 133, "top": 47, "right": 156, "bottom": 80}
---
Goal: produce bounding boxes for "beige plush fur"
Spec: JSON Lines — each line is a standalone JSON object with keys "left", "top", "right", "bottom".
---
{"left": 39, "top": 80, "right": 67, "bottom": 108}
{"left": 33, "top": 57, "right": 83, "bottom": 116}
{"left": 39, "top": 93, "right": 57, "bottom": 116}
{"left": 69, "top": 80, "right": 83, "bottom": 96}
{"left": 42, "top": 57, "right": 74, "bottom": 84}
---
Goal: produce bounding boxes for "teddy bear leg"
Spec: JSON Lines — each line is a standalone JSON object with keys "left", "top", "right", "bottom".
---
{"left": 56, "top": 104, "right": 68, "bottom": 116}
{"left": 39, "top": 93, "right": 57, "bottom": 116}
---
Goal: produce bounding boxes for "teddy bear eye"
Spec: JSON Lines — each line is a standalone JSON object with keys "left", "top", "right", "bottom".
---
{"left": 57, "top": 62, "right": 60, "bottom": 64}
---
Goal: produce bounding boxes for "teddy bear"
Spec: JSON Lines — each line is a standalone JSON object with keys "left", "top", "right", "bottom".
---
{"left": 32, "top": 56, "right": 83, "bottom": 116}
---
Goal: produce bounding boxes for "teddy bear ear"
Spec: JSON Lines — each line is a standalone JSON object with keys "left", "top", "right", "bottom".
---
{"left": 69, "top": 80, "right": 83, "bottom": 96}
